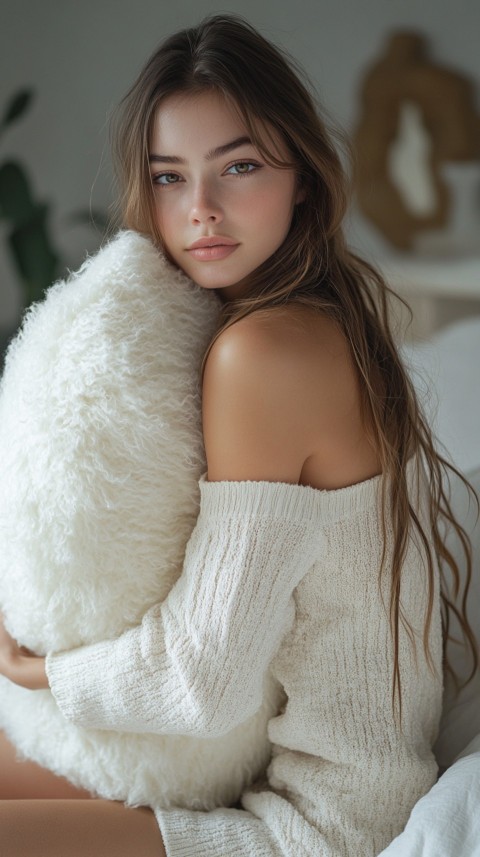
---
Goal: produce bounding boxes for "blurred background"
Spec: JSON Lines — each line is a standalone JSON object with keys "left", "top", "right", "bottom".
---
{"left": 2, "top": 0, "right": 480, "bottom": 347}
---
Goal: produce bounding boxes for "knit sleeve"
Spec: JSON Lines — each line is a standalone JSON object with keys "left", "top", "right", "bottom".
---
{"left": 45, "top": 475, "right": 321, "bottom": 738}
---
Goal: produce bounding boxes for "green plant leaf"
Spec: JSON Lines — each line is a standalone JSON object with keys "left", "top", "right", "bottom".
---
{"left": 0, "top": 161, "right": 35, "bottom": 222}
{"left": 8, "top": 204, "right": 61, "bottom": 307}
{"left": 0, "top": 89, "right": 34, "bottom": 133}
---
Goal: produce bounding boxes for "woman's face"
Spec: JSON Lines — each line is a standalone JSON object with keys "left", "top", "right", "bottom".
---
{"left": 149, "top": 90, "right": 303, "bottom": 302}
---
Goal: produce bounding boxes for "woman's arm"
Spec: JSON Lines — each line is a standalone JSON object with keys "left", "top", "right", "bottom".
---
{"left": 44, "top": 489, "right": 319, "bottom": 737}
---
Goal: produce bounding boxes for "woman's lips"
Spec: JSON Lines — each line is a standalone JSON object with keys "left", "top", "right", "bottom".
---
{"left": 187, "top": 244, "right": 239, "bottom": 261}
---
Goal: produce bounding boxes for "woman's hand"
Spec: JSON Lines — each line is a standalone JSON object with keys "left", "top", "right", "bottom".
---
{"left": 0, "top": 613, "right": 49, "bottom": 690}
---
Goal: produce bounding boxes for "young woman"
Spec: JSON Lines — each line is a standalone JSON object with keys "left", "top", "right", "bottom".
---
{"left": 0, "top": 14, "right": 477, "bottom": 857}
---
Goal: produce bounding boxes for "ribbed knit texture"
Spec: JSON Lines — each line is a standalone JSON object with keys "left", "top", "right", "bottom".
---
{"left": 47, "top": 457, "right": 443, "bottom": 856}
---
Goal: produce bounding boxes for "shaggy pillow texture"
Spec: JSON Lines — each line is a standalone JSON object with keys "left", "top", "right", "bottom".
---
{"left": 0, "top": 229, "right": 281, "bottom": 810}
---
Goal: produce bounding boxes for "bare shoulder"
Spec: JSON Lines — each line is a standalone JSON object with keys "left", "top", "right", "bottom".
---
{"left": 202, "top": 303, "right": 370, "bottom": 487}
{"left": 204, "top": 304, "right": 330, "bottom": 387}
{"left": 204, "top": 302, "right": 350, "bottom": 380}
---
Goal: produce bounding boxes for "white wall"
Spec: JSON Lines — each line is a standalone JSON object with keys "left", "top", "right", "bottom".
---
{"left": 2, "top": 0, "right": 480, "bottom": 328}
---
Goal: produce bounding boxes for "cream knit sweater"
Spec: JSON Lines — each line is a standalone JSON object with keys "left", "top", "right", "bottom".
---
{"left": 46, "top": 458, "right": 443, "bottom": 857}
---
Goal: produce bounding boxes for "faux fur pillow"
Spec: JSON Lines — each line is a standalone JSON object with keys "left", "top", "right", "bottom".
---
{"left": 0, "top": 229, "right": 281, "bottom": 809}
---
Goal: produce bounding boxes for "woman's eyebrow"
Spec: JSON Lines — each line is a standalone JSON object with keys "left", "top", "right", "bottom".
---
{"left": 149, "top": 136, "right": 253, "bottom": 164}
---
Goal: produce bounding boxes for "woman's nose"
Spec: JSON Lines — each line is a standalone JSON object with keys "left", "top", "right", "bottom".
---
{"left": 189, "top": 182, "right": 223, "bottom": 225}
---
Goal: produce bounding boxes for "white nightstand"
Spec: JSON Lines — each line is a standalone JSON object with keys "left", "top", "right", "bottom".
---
{"left": 378, "top": 255, "right": 480, "bottom": 341}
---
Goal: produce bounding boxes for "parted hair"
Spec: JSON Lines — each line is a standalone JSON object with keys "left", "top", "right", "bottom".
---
{"left": 108, "top": 13, "right": 478, "bottom": 719}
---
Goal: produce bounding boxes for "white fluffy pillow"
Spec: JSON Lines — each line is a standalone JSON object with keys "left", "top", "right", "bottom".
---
{"left": 377, "top": 734, "right": 480, "bottom": 857}
{"left": 0, "top": 229, "right": 281, "bottom": 810}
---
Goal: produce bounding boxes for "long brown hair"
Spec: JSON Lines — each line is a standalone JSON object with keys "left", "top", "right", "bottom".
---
{"left": 108, "top": 13, "right": 478, "bottom": 718}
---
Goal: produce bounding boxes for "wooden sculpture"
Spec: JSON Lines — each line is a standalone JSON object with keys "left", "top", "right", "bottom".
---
{"left": 353, "top": 32, "right": 480, "bottom": 249}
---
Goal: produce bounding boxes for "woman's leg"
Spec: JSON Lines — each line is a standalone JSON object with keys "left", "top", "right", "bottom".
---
{"left": 0, "top": 731, "right": 168, "bottom": 855}
{"left": 0, "top": 729, "right": 93, "bottom": 799}
{"left": 0, "top": 799, "right": 166, "bottom": 857}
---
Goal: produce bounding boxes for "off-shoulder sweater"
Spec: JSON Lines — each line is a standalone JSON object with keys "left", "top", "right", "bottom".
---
{"left": 46, "top": 459, "right": 443, "bottom": 857}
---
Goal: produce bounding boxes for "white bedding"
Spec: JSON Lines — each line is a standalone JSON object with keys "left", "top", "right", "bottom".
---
{"left": 378, "top": 317, "right": 480, "bottom": 855}
{"left": 402, "top": 316, "right": 480, "bottom": 475}
{"left": 378, "top": 734, "right": 480, "bottom": 856}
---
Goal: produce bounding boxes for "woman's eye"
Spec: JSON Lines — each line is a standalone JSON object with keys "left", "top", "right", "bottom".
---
{"left": 152, "top": 173, "right": 181, "bottom": 186}
{"left": 226, "top": 162, "right": 258, "bottom": 176}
